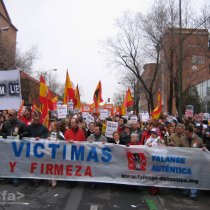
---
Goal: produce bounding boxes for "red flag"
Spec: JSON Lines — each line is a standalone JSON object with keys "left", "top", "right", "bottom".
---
{"left": 93, "top": 81, "right": 103, "bottom": 108}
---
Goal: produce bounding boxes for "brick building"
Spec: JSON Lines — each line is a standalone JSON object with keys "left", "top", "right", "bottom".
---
{"left": 140, "top": 28, "right": 210, "bottom": 114}
{"left": 0, "top": 0, "right": 17, "bottom": 69}
{"left": 20, "top": 70, "right": 63, "bottom": 106}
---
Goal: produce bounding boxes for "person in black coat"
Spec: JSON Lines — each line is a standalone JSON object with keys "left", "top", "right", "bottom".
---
{"left": 109, "top": 131, "right": 124, "bottom": 145}
{"left": 27, "top": 112, "right": 48, "bottom": 187}
{"left": 0, "top": 109, "right": 28, "bottom": 139}
{"left": 27, "top": 112, "right": 48, "bottom": 140}
{"left": 0, "top": 109, "right": 28, "bottom": 187}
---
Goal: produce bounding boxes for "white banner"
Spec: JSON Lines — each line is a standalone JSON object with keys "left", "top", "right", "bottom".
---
{"left": 0, "top": 70, "right": 22, "bottom": 110}
{"left": 105, "top": 121, "right": 118, "bottom": 138}
{"left": 0, "top": 138, "right": 210, "bottom": 190}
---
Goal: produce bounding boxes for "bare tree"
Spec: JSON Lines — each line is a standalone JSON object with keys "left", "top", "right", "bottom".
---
{"left": 105, "top": 12, "right": 159, "bottom": 112}
{"left": 15, "top": 46, "right": 39, "bottom": 74}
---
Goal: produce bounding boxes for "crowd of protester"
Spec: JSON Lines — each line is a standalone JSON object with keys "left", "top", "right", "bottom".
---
{"left": 0, "top": 107, "right": 210, "bottom": 200}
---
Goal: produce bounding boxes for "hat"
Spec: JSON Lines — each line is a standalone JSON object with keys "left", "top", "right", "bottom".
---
{"left": 123, "top": 123, "right": 132, "bottom": 129}
{"left": 195, "top": 123, "right": 202, "bottom": 129}
{"left": 150, "top": 128, "right": 159, "bottom": 136}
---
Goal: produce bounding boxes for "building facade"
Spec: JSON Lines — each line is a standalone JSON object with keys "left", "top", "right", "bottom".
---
{"left": 140, "top": 28, "right": 210, "bottom": 114}
{"left": 0, "top": 0, "right": 17, "bottom": 70}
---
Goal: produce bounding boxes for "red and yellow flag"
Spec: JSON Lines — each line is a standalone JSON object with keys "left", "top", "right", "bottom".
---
{"left": 121, "top": 99, "right": 126, "bottom": 116}
{"left": 52, "top": 96, "right": 58, "bottom": 110}
{"left": 151, "top": 89, "right": 162, "bottom": 120}
{"left": 124, "top": 88, "right": 134, "bottom": 107}
{"left": 39, "top": 75, "right": 52, "bottom": 127}
{"left": 63, "top": 70, "right": 75, "bottom": 104}
{"left": 74, "top": 84, "right": 82, "bottom": 109}
{"left": 93, "top": 81, "right": 103, "bottom": 108}
{"left": 40, "top": 103, "right": 49, "bottom": 128}
{"left": 39, "top": 75, "right": 49, "bottom": 103}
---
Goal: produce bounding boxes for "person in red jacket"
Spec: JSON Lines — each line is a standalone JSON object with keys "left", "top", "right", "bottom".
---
{"left": 139, "top": 123, "right": 152, "bottom": 145}
{"left": 64, "top": 118, "right": 86, "bottom": 142}
{"left": 19, "top": 107, "right": 32, "bottom": 126}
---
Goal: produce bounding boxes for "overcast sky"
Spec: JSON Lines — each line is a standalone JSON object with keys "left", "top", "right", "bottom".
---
{"left": 4, "top": 0, "right": 207, "bottom": 104}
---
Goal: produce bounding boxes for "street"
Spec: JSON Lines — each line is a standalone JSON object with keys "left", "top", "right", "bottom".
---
{"left": 0, "top": 180, "right": 210, "bottom": 210}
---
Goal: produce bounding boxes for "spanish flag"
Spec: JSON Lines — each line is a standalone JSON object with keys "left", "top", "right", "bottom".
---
{"left": 93, "top": 81, "right": 103, "bottom": 108}
{"left": 151, "top": 89, "right": 162, "bottom": 120}
{"left": 39, "top": 75, "right": 49, "bottom": 104}
{"left": 121, "top": 99, "right": 126, "bottom": 116}
{"left": 41, "top": 102, "right": 49, "bottom": 128}
{"left": 39, "top": 76, "right": 50, "bottom": 127}
{"left": 63, "top": 70, "right": 75, "bottom": 104}
{"left": 74, "top": 84, "right": 82, "bottom": 109}
{"left": 52, "top": 96, "right": 58, "bottom": 110}
{"left": 124, "top": 88, "right": 134, "bottom": 107}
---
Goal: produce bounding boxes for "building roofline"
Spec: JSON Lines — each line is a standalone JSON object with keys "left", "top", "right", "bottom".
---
{"left": 0, "top": 0, "right": 11, "bottom": 22}
{"left": 165, "top": 27, "right": 209, "bottom": 35}
{"left": 20, "top": 70, "right": 40, "bottom": 85}
{"left": 0, "top": 13, "right": 18, "bottom": 31}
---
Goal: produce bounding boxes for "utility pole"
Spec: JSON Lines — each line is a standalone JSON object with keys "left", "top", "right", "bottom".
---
{"left": 178, "top": 0, "right": 183, "bottom": 119}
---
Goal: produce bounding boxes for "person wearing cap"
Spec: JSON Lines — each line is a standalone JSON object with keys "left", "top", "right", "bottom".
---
{"left": 145, "top": 128, "right": 165, "bottom": 147}
{"left": 145, "top": 127, "right": 165, "bottom": 195}
{"left": 119, "top": 123, "right": 132, "bottom": 146}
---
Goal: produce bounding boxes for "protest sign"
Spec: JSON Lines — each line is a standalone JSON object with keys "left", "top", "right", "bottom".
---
{"left": 0, "top": 70, "right": 22, "bottom": 110}
{"left": 100, "top": 109, "right": 109, "bottom": 120}
{"left": 140, "top": 112, "right": 150, "bottom": 122}
{"left": 57, "top": 105, "right": 68, "bottom": 119}
{"left": 85, "top": 113, "right": 95, "bottom": 126}
{"left": 105, "top": 121, "right": 118, "bottom": 138}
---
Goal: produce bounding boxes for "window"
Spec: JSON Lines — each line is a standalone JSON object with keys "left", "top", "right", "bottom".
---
{"left": 192, "top": 55, "right": 205, "bottom": 65}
